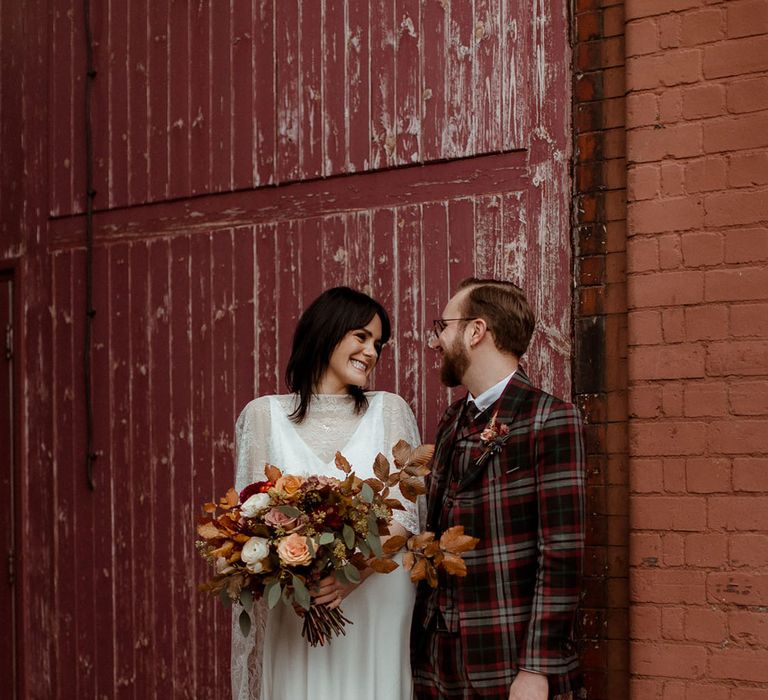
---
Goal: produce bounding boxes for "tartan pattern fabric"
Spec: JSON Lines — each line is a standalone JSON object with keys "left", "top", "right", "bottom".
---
{"left": 412, "top": 369, "right": 587, "bottom": 698}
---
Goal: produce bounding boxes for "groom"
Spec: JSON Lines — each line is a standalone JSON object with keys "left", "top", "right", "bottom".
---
{"left": 411, "top": 278, "right": 586, "bottom": 700}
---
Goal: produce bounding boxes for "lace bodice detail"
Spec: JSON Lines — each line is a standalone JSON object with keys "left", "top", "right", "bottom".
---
{"left": 231, "top": 390, "right": 422, "bottom": 700}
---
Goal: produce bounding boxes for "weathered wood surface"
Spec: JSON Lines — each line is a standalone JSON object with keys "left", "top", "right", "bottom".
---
{"left": 3, "top": 0, "right": 572, "bottom": 697}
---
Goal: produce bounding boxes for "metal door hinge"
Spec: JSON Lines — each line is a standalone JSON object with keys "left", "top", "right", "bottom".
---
{"left": 4, "top": 323, "right": 11, "bottom": 361}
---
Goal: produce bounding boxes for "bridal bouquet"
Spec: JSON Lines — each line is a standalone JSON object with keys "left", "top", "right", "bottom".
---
{"left": 197, "top": 440, "right": 472, "bottom": 646}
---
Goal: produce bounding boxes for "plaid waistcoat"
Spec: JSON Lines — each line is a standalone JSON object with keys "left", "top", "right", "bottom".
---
{"left": 412, "top": 369, "right": 587, "bottom": 697}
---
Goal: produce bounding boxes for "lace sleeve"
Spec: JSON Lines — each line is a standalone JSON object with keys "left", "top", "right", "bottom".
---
{"left": 231, "top": 399, "right": 270, "bottom": 700}
{"left": 380, "top": 392, "right": 422, "bottom": 534}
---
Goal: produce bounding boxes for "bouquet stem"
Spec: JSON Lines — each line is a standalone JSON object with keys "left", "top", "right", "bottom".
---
{"left": 301, "top": 604, "right": 353, "bottom": 647}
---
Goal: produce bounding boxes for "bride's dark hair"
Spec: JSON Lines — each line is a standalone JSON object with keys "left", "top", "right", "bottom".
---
{"left": 285, "top": 286, "right": 391, "bottom": 423}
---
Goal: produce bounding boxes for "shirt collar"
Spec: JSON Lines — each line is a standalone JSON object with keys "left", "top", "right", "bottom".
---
{"left": 466, "top": 370, "right": 517, "bottom": 413}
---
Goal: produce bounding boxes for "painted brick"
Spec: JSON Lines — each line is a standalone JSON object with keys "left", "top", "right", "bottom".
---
{"left": 726, "top": 76, "right": 768, "bottom": 113}
{"left": 679, "top": 683, "right": 730, "bottom": 700}
{"left": 658, "top": 88, "right": 683, "bottom": 124}
{"left": 629, "top": 458, "right": 664, "bottom": 493}
{"left": 629, "top": 641, "right": 707, "bottom": 679}
{"left": 628, "top": 124, "right": 702, "bottom": 163}
{"left": 708, "top": 496, "right": 768, "bottom": 530}
{"left": 703, "top": 35, "right": 768, "bottom": 78}
{"left": 707, "top": 340, "right": 768, "bottom": 376}
{"left": 730, "top": 690, "right": 768, "bottom": 700}
{"left": 631, "top": 495, "right": 707, "bottom": 529}
{"left": 703, "top": 112, "right": 768, "bottom": 154}
{"left": 726, "top": 0, "right": 768, "bottom": 39}
{"left": 729, "top": 302, "right": 768, "bottom": 337}
{"left": 658, "top": 15, "right": 681, "bottom": 50}
{"left": 684, "top": 606, "right": 728, "bottom": 643}
{"left": 682, "top": 83, "right": 726, "bottom": 120}
{"left": 705, "top": 188, "right": 768, "bottom": 227}
{"left": 683, "top": 383, "right": 729, "bottom": 418}
{"left": 625, "top": 0, "right": 703, "bottom": 22}
{"left": 728, "top": 610, "right": 768, "bottom": 646}
{"left": 628, "top": 270, "right": 704, "bottom": 307}
{"left": 704, "top": 267, "right": 768, "bottom": 302}
{"left": 728, "top": 152, "right": 768, "bottom": 187}
{"left": 685, "top": 457, "right": 731, "bottom": 493}
{"left": 681, "top": 8, "right": 725, "bottom": 47}
{"left": 629, "top": 197, "right": 704, "bottom": 234}
{"left": 684, "top": 305, "right": 729, "bottom": 341}
{"left": 626, "top": 18, "right": 659, "bottom": 55}
{"left": 630, "top": 344, "right": 705, "bottom": 380}
{"left": 661, "top": 308, "right": 685, "bottom": 343}
{"left": 680, "top": 231, "right": 724, "bottom": 267}
{"left": 708, "top": 419, "right": 768, "bottom": 455}
{"left": 661, "top": 605, "right": 685, "bottom": 639}
{"left": 730, "top": 533, "right": 768, "bottom": 568}
{"left": 729, "top": 380, "right": 768, "bottom": 415}
{"left": 628, "top": 309, "right": 663, "bottom": 345}
{"left": 662, "top": 533, "right": 685, "bottom": 567}
{"left": 628, "top": 163, "right": 660, "bottom": 199}
{"left": 709, "top": 646, "right": 768, "bottom": 682}
{"left": 663, "top": 456, "right": 687, "bottom": 493}
{"left": 684, "top": 157, "right": 728, "bottom": 193}
{"left": 661, "top": 383, "right": 684, "bottom": 418}
{"left": 732, "top": 457, "right": 768, "bottom": 492}
{"left": 660, "top": 163, "right": 685, "bottom": 198}
{"left": 658, "top": 234, "right": 682, "bottom": 270}
{"left": 630, "top": 605, "right": 662, "bottom": 640}
{"left": 630, "top": 678, "right": 662, "bottom": 700}
{"left": 629, "top": 532, "right": 662, "bottom": 564}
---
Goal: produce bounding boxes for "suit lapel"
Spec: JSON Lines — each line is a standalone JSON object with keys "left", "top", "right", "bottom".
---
{"left": 426, "top": 399, "right": 464, "bottom": 529}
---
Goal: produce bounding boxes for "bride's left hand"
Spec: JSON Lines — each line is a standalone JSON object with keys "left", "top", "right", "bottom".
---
{"left": 311, "top": 574, "right": 357, "bottom": 609}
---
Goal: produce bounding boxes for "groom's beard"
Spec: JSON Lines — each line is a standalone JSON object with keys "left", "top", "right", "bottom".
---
{"left": 440, "top": 337, "right": 469, "bottom": 388}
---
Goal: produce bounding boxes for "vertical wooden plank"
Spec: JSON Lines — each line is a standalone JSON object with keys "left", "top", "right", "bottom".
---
{"left": 52, "top": 252, "right": 77, "bottom": 700}
{"left": 321, "top": 214, "right": 347, "bottom": 289}
{"left": 109, "top": 243, "right": 135, "bottom": 699}
{"left": 298, "top": 217, "right": 324, "bottom": 310}
{"left": 189, "top": 0, "right": 211, "bottom": 195}
{"left": 231, "top": 1, "right": 255, "bottom": 189}
{"left": 275, "top": 0, "right": 300, "bottom": 184}
{"left": 370, "top": 207, "right": 396, "bottom": 392}
{"left": 370, "top": 0, "right": 396, "bottom": 170}
{"left": 91, "top": 245, "right": 116, "bottom": 700}
{"left": 420, "top": 0, "right": 448, "bottom": 162}
{"left": 322, "top": 0, "right": 346, "bottom": 175}
{"left": 501, "top": 0, "right": 525, "bottom": 150}
{"left": 255, "top": 224, "right": 278, "bottom": 395}
{"left": 49, "top": 2, "right": 74, "bottom": 216}
{"left": 395, "top": 0, "right": 421, "bottom": 165}
{"left": 210, "top": 1, "right": 232, "bottom": 191}
{"left": 91, "top": 0, "right": 112, "bottom": 211}
{"left": 347, "top": 0, "right": 370, "bottom": 172}
{"left": 168, "top": 0, "right": 191, "bottom": 199}
{"left": 169, "top": 235, "right": 195, "bottom": 698}
{"left": 109, "top": 0, "right": 130, "bottom": 207}
{"left": 421, "top": 202, "right": 451, "bottom": 439}
{"left": 129, "top": 0, "right": 150, "bottom": 204}
{"left": 129, "top": 242, "right": 154, "bottom": 697}
{"left": 474, "top": 0, "right": 502, "bottom": 154}
{"left": 275, "top": 220, "right": 301, "bottom": 382}
{"left": 447, "top": 197, "right": 476, "bottom": 286}
{"left": 474, "top": 193, "right": 504, "bottom": 278}
{"left": 395, "top": 205, "right": 422, "bottom": 412}
{"left": 190, "top": 233, "right": 214, "bottom": 697}
{"left": 298, "top": 1, "right": 322, "bottom": 179}
{"left": 345, "top": 210, "right": 373, "bottom": 293}
{"left": 147, "top": 239, "right": 173, "bottom": 695}
{"left": 444, "top": 0, "right": 473, "bottom": 158}
{"left": 148, "top": 0, "right": 170, "bottom": 200}
{"left": 71, "top": 0, "right": 86, "bottom": 213}
{"left": 253, "top": 0, "right": 275, "bottom": 187}
{"left": 233, "top": 226, "right": 257, "bottom": 414}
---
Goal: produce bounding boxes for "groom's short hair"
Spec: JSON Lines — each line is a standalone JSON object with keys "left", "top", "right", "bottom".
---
{"left": 457, "top": 278, "right": 535, "bottom": 358}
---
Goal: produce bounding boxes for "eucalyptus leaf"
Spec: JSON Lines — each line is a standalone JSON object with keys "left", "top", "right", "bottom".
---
{"left": 318, "top": 532, "right": 334, "bottom": 546}
{"left": 367, "top": 532, "right": 383, "bottom": 558}
{"left": 238, "top": 609, "right": 251, "bottom": 637}
{"left": 239, "top": 588, "right": 253, "bottom": 612}
{"left": 343, "top": 563, "right": 361, "bottom": 584}
{"left": 265, "top": 580, "right": 282, "bottom": 609}
{"left": 358, "top": 539, "right": 371, "bottom": 558}
{"left": 292, "top": 575, "right": 311, "bottom": 611}
{"left": 343, "top": 524, "right": 355, "bottom": 550}
{"left": 219, "top": 589, "right": 233, "bottom": 608}
{"left": 276, "top": 505, "right": 302, "bottom": 517}
{"left": 307, "top": 537, "right": 316, "bottom": 557}
{"left": 361, "top": 482, "right": 374, "bottom": 503}
{"left": 368, "top": 513, "right": 379, "bottom": 538}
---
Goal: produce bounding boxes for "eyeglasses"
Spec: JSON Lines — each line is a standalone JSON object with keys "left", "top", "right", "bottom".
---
{"left": 431, "top": 318, "right": 476, "bottom": 335}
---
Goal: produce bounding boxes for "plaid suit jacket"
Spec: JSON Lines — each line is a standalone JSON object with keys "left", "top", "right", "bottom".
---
{"left": 412, "top": 369, "right": 586, "bottom": 697}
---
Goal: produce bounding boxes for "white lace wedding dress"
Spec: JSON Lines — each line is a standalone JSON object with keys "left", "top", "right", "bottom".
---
{"left": 231, "top": 391, "right": 421, "bottom": 700}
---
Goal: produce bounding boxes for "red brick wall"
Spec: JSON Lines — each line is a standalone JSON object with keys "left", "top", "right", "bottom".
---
{"left": 625, "top": 0, "right": 768, "bottom": 697}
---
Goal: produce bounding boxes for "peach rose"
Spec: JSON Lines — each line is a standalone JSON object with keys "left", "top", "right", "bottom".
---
{"left": 276, "top": 533, "right": 313, "bottom": 567}
{"left": 264, "top": 507, "right": 303, "bottom": 532}
{"left": 274, "top": 474, "right": 305, "bottom": 497}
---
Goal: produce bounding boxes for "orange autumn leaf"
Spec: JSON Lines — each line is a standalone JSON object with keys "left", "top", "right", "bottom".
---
{"left": 264, "top": 464, "right": 282, "bottom": 483}
{"left": 220, "top": 488, "right": 239, "bottom": 509}
{"left": 373, "top": 453, "right": 390, "bottom": 481}
{"left": 197, "top": 521, "right": 223, "bottom": 540}
{"left": 382, "top": 535, "right": 407, "bottom": 555}
{"left": 335, "top": 452, "right": 352, "bottom": 474}
{"left": 368, "top": 557, "right": 399, "bottom": 574}
{"left": 439, "top": 526, "right": 479, "bottom": 554}
{"left": 441, "top": 552, "right": 468, "bottom": 577}
{"left": 407, "top": 444, "right": 434, "bottom": 468}
{"left": 409, "top": 557, "right": 427, "bottom": 583}
{"left": 402, "top": 551, "right": 415, "bottom": 571}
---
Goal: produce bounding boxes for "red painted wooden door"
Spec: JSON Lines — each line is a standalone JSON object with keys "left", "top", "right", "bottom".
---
{"left": 39, "top": 2, "right": 572, "bottom": 697}
{"left": 0, "top": 274, "right": 17, "bottom": 700}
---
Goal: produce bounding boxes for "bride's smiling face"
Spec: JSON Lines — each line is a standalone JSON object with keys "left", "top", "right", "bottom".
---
{"left": 318, "top": 315, "right": 383, "bottom": 394}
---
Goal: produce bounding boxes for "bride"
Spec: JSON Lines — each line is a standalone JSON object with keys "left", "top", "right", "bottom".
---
{"left": 231, "top": 286, "right": 421, "bottom": 700}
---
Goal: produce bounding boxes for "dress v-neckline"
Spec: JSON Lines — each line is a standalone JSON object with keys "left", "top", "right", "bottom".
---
{"left": 275, "top": 393, "right": 379, "bottom": 467}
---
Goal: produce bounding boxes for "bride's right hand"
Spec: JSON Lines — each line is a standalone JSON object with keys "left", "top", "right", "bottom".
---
{"left": 311, "top": 574, "right": 353, "bottom": 609}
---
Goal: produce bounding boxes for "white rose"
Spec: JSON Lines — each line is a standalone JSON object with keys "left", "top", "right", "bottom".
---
{"left": 241, "top": 492, "right": 271, "bottom": 517}
{"left": 241, "top": 536, "right": 270, "bottom": 573}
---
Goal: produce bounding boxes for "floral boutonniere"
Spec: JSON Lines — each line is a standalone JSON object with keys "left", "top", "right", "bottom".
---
{"left": 476, "top": 411, "right": 513, "bottom": 467}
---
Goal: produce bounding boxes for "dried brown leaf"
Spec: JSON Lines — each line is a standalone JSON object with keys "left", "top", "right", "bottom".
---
{"left": 363, "top": 477, "right": 384, "bottom": 493}
{"left": 335, "top": 452, "right": 352, "bottom": 474}
{"left": 400, "top": 477, "right": 426, "bottom": 502}
{"left": 220, "top": 488, "right": 239, "bottom": 509}
{"left": 264, "top": 464, "right": 282, "bottom": 483}
{"left": 403, "top": 464, "right": 431, "bottom": 478}
{"left": 202, "top": 502, "right": 218, "bottom": 514}
{"left": 439, "top": 526, "right": 480, "bottom": 554}
{"left": 409, "top": 557, "right": 427, "bottom": 583}
{"left": 425, "top": 561, "right": 438, "bottom": 588}
{"left": 407, "top": 531, "right": 435, "bottom": 551}
{"left": 368, "top": 557, "right": 399, "bottom": 574}
{"left": 440, "top": 552, "right": 468, "bottom": 577}
{"left": 407, "top": 444, "right": 435, "bottom": 468}
{"left": 384, "top": 498, "right": 405, "bottom": 511}
{"left": 210, "top": 541, "right": 234, "bottom": 558}
{"left": 382, "top": 535, "right": 407, "bottom": 555}
{"left": 373, "top": 453, "right": 390, "bottom": 481}
{"left": 197, "top": 521, "right": 223, "bottom": 540}
{"left": 423, "top": 541, "right": 442, "bottom": 559}
{"left": 392, "top": 440, "right": 413, "bottom": 468}
{"left": 402, "top": 552, "right": 415, "bottom": 571}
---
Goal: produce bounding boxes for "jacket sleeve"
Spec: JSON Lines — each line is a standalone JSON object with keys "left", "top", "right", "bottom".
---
{"left": 518, "top": 399, "right": 586, "bottom": 673}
